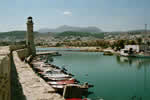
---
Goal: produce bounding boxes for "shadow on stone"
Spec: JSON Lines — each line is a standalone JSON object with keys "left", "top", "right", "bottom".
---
{"left": 11, "top": 53, "right": 27, "bottom": 100}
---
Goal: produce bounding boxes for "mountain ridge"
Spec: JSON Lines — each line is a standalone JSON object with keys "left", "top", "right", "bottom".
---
{"left": 38, "top": 25, "right": 102, "bottom": 33}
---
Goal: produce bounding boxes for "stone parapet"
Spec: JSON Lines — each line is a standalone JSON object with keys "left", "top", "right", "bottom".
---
{"left": 0, "top": 46, "right": 11, "bottom": 100}
{"left": 9, "top": 45, "right": 26, "bottom": 51}
{"left": 12, "top": 51, "right": 64, "bottom": 100}
{"left": 0, "top": 46, "right": 64, "bottom": 100}
{"left": 16, "top": 48, "right": 29, "bottom": 60}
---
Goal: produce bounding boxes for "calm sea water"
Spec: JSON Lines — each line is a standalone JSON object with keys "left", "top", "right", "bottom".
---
{"left": 37, "top": 48, "right": 150, "bottom": 100}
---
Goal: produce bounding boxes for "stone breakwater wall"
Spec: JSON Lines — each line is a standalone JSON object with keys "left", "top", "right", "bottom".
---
{"left": 0, "top": 46, "right": 64, "bottom": 100}
{"left": 9, "top": 45, "right": 26, "bottom": 51}
{"left": 12, "top": 50, "right": 64, "bottom": 100}
{"left": 0, "top": 47, "right": 11, "bottom": 100}
{"left": 16, "top": 48, "right": 29, "bottom": 60}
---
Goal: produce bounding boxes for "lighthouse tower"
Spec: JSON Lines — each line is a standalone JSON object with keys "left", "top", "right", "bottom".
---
{"left": 26, "top": 16, "right": 36, "bottom": 56}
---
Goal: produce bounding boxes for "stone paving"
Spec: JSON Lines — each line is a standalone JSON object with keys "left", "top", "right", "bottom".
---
{"left": 12, "top": 51, "right": 64, "bottom": 100}
{"left": 0, "top": 46, "right": 10, "bottom": 55}
{"left": 0, "top": 46, "right": 11, "bottom": 100}
{"left": 0, "top": 46, "right": 64, "bottom": 100}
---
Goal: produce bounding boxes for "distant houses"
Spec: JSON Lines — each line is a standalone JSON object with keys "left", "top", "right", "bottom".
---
{"left": 120, "top": 44, "right": 150, "bottom": 57}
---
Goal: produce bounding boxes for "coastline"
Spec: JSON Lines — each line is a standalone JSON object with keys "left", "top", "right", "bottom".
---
{"left": 36, "top": 46, "right": 121, "bottom": 55}
{"left": 37, "top": 46, "right": 106, "bottom": 52}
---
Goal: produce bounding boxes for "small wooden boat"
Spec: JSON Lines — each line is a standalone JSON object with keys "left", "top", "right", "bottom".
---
{"left": 42, "top": 69, "right": 71, "bottom": 78}
{"left": 51, "top": 84, "right": 65, "bottom": 89}
{"left": 80, "top": 82, "right": 94, "bottom": 89}
{"left": 39, "top": 69, "right": 61, "bottom": 76}
{"left": 43, "top": 74, "right": 72, "bottom": 79}
{"left": 31, "top": 61, "right": 44, "bottom": 65}
{"left": 40, "top": 69, "right": 62, "bottom": 74}
{"left": 43, "top": 77, "right": 73, "bottom": 81}
{"left": 66, "top": 98, "right": 90, "bottom": 100}
{"left": 38, "top": 71, "right": 44, "bottom": 74}
{"left": 66, "top": 98, "right": 82, "bottom": 100}
{"left": 33, "top": 67, "right": 44, "bottom": 72}
{"left": 47, "top": 79, "right": 76, "bottom": 85}
{"left": 44, "top": 73, "right": 71, "bottom": 78}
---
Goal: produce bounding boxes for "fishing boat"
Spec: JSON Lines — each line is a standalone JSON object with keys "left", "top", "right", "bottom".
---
{"left": 66, "top": 98, "right": 82, "bottom": 100}
{"left": 33, "top": 67, "right": 44, "bottom": 72}
{"left": 51, "top": 84, "right": 65, "bottom": 89}
{"left": 31, "top": 61, "right": 44, "bottom": 66}
{"left": 51, "top": 83, "right": 93, "bottom": 93}
{"left": 43, "top": 76, "right": 73, "bottom": 81}
{"left": 30, "top": 55, "right": 94, "bottom": 99}
{"left": 63, "top": 84, "right": 93, "bottom": 100}
{"left": 38, "top": 68, "right": 60, "bottom": 76}
{"left": 66, "top": 98, "right": 90, "bottom": 100}
{"left": 52, "top": 83, "right": 94, "bottom": 91}
{"left": 41, "top": 68, "right": 72, "bottom": 78}
{"left": 40, "top": 69, "right": 63, "bottom": 75}
{"left": 47, "top": 78, "right": 76, "bottom": 85}
{"left": 44, "top": 73, "right": 71, "bottom": 78}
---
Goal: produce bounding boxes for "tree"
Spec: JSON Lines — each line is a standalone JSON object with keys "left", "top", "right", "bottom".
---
{"left": 137, "top": 38, "right": 142, "bottom": 45}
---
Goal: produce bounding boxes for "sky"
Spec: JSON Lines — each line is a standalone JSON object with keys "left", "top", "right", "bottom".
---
{"left": 0, "top": 0, "right": 150, "bottom": 32}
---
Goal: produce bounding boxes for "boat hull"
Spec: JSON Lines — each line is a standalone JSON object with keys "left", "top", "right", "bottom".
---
{"left": 43, "top": 77, "right": 73, "bottom": 81}
{"left": 47, "top": 79, "right": 75, "bottom": 85}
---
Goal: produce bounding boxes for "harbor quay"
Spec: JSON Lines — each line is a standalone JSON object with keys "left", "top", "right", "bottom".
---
{"left": 0, "top": 17, "right": 93, "bottom": 100}
{"left": 0, "top": 46, "right": 92, "bottom": 100}
{"left": 0, "top": 45, "right": 65, "bottom": 100}
{"left": 0, "top": 17, "right": 64, "bottom": 100}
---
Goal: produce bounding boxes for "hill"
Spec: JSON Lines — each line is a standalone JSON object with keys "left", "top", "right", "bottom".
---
{"left": 0, "top": 31, "right": 39, "bottom": 40}
{"left": 0, "top": 31, "right": 26, "bottom": 39}
{"left": 38, "top": 25, "right": 102, "bottom": 33}
{"left": 57, "top": 31, "right": 105, "bottom": 38}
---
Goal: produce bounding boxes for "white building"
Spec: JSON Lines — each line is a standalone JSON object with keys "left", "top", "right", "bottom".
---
{"left": 120, "top": 45, "right": 150, "bottom": 56}
{"left": 125, "top": 45, "right": 150, "bottom": 53}
{"left": 124, "top": 45, "right": 140, "bottom": 52}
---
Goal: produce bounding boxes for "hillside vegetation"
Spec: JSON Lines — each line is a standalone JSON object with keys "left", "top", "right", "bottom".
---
{"left": 0, "top": 31, "right": 39, "bottom": 39}
{"left": 57, "top": 31, "right": 105, "bottom": 38}
{"left": 0, "top": 31, "right": 26, "bottom": 39}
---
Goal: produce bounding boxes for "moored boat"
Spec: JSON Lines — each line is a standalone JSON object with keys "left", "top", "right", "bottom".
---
{"left": 66, "top": 98, "right": 91, "bottom": 100}
{"left": 43, "top": 73, "right": 71, "bottom": 79}
{"left": 41, "top": 69, "right": 72, "bottom": 78}
{"left": 66, "top": 98, "right": 82, "bottom": 100}
{"left": 30, "top": 54, "right": 93, "bottom": 98}
{"left": 33, "top": 67, "right": 44, "bottom": 72}
{"left": 43, "top": 77, "right": 73, "bottom": 81}
{"left": 47, "top": 78, "right": 76, "bottom": 85}
{"left": 51, "top": 84, "right": 65, "bottom": 89}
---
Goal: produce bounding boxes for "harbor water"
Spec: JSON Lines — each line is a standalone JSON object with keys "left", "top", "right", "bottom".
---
{"left": 37, "top": 48, "right": 150, "bottom": 100}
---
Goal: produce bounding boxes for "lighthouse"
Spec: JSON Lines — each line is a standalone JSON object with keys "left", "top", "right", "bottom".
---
{"left": 26, "top": 16, "right": 36, "bottom": 56}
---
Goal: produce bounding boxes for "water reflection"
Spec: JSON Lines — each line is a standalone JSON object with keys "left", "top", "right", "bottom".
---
{"left": 116, "top": 56, "right": 150, "bottom": 69}
{"left": 116, "top": 56, "right": 150, "bottom": 98}
{"left": 50, "top": 49, "right": 150, "bottom": 99}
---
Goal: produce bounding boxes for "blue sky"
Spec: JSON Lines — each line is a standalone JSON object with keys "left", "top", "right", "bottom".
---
{"left": 0, "top": 0, "right": 150, "bottom": 32}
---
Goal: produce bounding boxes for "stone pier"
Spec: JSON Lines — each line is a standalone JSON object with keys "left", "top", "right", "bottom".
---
{"left": 0, "top": 47, "right": 11, "bottom": 100}
{"left": 0, "top": 46, "right": 64, "bottom": 100}
{"left": 0, "top": 17, "right": 64, "bottom": 100}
